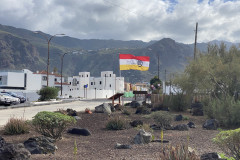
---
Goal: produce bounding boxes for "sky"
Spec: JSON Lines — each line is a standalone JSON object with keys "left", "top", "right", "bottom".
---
{"left": 0, "top": 0, "right": 240, "bottom": 43}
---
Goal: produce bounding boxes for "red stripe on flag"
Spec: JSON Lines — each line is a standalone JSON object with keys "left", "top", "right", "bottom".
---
{"left": 119, "top": 54, "right": 149, "bottom": 62}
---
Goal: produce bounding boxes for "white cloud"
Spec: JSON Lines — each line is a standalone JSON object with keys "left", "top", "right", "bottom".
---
{"left": 0, "top": 0, "right": 240, "bottom": 43}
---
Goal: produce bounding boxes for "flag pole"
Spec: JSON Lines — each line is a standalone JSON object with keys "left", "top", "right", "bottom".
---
{"left": 119, "top": 53, "right": 121, "bottom": 77}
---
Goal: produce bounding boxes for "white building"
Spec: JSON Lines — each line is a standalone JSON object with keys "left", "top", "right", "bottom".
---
{"left": 62, "top": 71, "right": 124, "bottom": 99}
{"left": 0, "top": 69, "right": 124, "bottom": 101}
{"left": 0, "top": 69, "right": 42, "bottom": 91}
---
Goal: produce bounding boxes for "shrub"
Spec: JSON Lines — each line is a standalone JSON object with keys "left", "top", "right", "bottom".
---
{"left": 162, "top": 95, "right": 172, "bottom": 108}
{"left": 170, "top": 93, "right": 189, "bottom": 111}
{"left": 160, "top": 144, "right": 200, "bottom": 160}
{"left": 136, "top": 123, "right": 153, "bottom": 133}
{"left": 38, "top": 87, "right": 59, "bottom": 101}
{"left": 106, "top": 116, "right": 126, "bottom": 130}
{"left": 4, "top": 117, "right": 30, "bottom": 135}
{"left": 32, "top": 111, "right": 76, "bottom": 140}
{"left": 151, "top": 111, "right": 173, "bottom": 128}
{"left": 122, "top": 109, "right": 131, "bottom": 115}
{"left": 205, "top": 96, "right": 240, "bottom": 127}
{"left": 213, "top": 128, "right": 240, "bottom": 160}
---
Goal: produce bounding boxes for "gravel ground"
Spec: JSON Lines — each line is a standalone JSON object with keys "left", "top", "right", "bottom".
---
{"left": 0, "top": 106, "right": 223, "bottom": 160}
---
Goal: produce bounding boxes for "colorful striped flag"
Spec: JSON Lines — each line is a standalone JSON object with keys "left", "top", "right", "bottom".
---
{"left": 119, "top": 54, "right": 150, "bottom": 71}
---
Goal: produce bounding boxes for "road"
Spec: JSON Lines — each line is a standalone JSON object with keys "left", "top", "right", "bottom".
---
{"left": 0, "top": 99, "right": 112, "bottom": 127}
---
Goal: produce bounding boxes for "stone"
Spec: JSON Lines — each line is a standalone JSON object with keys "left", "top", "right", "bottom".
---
{"left": 114, "top": 104, "right": 123, "bottom": 111}
{"left": 0, "top": 136, "right": 6, "bottom": 149}
{"left": 73, "top": 116, "right": 81, "bottom": 120}
{"left": 103, "top": 103, "right": 112, "bottom": 115}
{"left": 109, "top": 103, "right": 115, "bottom": 112}
{"left": 130, "top": 120, "right": 143, "bottom": 127}
{"left": 203, "top": 119, "right": 219, "bottom": 130}
{"left": 24, "top": 136, "right": 57, "bottom": 154}
{"left": 95, "top": 103, "right": 112, "bottom": 115}
{"left": 142, "top": 101, "right": 147, "bottom": 105}
{"left": 0, "top": 143, "right": 31, "bottom": 160}
{"left": 187, "top": 122, "right": 196, "bottom": 128}
{"left": 151, "top": 140, "right": 169, "bottom": 143}
{"left": 150, "top": 124, "right": 173, "bottom": 130}
{"left": 95, "top": 104, "right": 104, "bottom": 113}
{"left": 130, "top": 100, "right": 140, "bottom": 108}
{"left": 133, "top": 129, "right": 152, "bottom": 144}
{"left": 68, "top": 128, "right": 91, "bottom": 136}
{"left": 124, "top": 102, "right": 131, "bottom": 106}
{"left": 66, "top": 108, "right": 78, "bottom": 116}
{"left": 191, "top": 102, "right": 204, "bottom": 116}
{"left": 173, "top": 124, "right": 189, "bottom": 131}
{"left": 135, "top": 106, "right": 151, "bottom": 114}
{"left": 115, "top": 143, "right": 132, "bottom": 149}
{"left": 175, "top": 114, "right": 183, "bottom": 121}
{"left": 200, "top": 152, "right": 221, "bottom": 160}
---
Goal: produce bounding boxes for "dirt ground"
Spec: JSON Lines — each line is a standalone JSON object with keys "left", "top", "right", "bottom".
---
{"left": 0, "top": 107, "right": 223, "bottom": 160}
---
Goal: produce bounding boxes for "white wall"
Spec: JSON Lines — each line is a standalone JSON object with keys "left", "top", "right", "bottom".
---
{"left": 25, "top": 72, "right": 42, "bottom": 91}
{"left": 79, "top": 72, "right": 90, "bottom": 89}
{"left": 116, "top": 77, "right": 124, "bottom": 93}
{"left": 65, "top": 88, "right": 115, "bottom": 99}
{"left": 7, "top": 72, "right": 25, "bottom": 87}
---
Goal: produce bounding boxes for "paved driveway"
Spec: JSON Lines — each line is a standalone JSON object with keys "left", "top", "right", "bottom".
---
{"left": 0, "top": 99, "right": 111, "bottom": 127}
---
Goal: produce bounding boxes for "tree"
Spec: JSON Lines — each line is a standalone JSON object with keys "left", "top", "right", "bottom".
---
{"left": 150, "top": 76, "right": 162, "bottom": 93}
{"left": 173, "top": 43, "right": 240, "bottom": 98}
{"left": 38, "top": 87, "right": 59, "bottom": 101}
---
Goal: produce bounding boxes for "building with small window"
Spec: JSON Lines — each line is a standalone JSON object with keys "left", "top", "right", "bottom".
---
{"left": 0, "top": 69, "right": 124, "bottom": 100}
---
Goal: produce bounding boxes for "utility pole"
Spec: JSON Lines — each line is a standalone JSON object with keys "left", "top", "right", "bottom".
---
{"left": 158, "top": 54, "right": 160, "bottom": 80}
{"left": 165, "top": 69, "right": 167, "bottom": 94}
{"left": 194, "top": 22, "right": 198, "bottom": 60}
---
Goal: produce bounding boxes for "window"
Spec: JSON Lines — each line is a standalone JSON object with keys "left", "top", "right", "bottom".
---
{"left": 72, "top": 78, "right": 77, "bottom": 86}
{"left": 70, "top": 89, "right": 71, "bottom": 91}
{"left": 110, "top": 84, "right": 111, "bottom": 87}
{"left": 100, "top": 81, "right": 102, "bottom": 84}
{"left": 82, "top": 75, "right": 83, "bottom": 77}
{"left": 70, "top": 82, "right": 72, "bottom": 85}
{"left": 77, "top": 81, "right": 79, "bottom": 84}
{"left": 105, "top": 74, "right": 106, "bottom": 77}
{"left": 87, "top": 74, "right": 88, "bottom": 77}
{"left": 42, "top": 76, "right": 47, "bottom": 81}
{"left": 110, "top": 74, "right": 111, "bottom": 77}
{"left": 91, "top": 82, "right": 93, "bottom": 85}
{"left": 54, "top": 78, "right": 57, "bottom": 82}
{"left": 94, "top": 82, "right": 95, "bottom": 85}
{"left": 0, "top": 76, "right": 2, "bottom": 85}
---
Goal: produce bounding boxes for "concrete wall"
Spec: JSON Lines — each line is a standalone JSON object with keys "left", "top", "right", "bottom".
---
{"left": 6, "top": 72, "right": 24, "bottom": 87}
{"left": 26, "top": 73, "right": 42, "bottom": 91}
{"left": 62, "top": 88, "right": 115, "bottom": 99}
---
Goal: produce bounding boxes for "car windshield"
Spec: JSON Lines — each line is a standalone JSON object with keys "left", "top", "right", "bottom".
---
{"left": 2, "top": 93, "right": 11, "bottom": 96}
{"left": 9, "top": 92, "right": 17, "bottom": 96}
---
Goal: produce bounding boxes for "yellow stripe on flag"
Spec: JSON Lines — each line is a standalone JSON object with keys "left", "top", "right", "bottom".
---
{"left": 120, "top": 64, "right": 149, "bottom": 71}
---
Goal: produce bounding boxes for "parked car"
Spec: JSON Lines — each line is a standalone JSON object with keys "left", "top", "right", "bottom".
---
{"left": 1, "top": 92, "right": 26, "bottom": 103}
{"left": 0, "top": 93, "right": 20, "bottom": 105}
{"left": 0, "top": 94, "right": 15, "bottom": 106}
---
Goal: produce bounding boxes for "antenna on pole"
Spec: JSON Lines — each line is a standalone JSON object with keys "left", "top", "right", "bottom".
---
{"left": 194, "top": 22, "right": 198, "bottom": 60}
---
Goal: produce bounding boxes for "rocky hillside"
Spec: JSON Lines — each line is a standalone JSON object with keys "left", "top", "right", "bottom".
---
{"left": 2, "top": 24, "right": 230, "bottom": 82}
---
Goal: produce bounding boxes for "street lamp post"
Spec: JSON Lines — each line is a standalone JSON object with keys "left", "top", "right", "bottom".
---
{"left": 34, "top": 31, "right": 65, "bottom": 86}
{"left": 60, "top": 52, "right": 69, "bottom": 96}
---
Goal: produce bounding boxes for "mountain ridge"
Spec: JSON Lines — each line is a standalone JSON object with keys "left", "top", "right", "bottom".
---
{"left": 0, "top": 24, "right": 238, "bottom": 82}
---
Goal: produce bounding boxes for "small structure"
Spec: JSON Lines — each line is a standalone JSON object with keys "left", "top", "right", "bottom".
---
{"left": 133, "top": 91, "right": 148, "bottom": 101}
{"left": 108, "top": 93, "right": 124, "bottom": 107}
